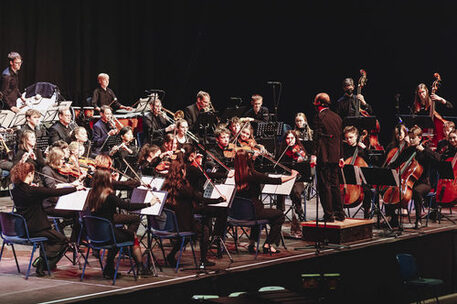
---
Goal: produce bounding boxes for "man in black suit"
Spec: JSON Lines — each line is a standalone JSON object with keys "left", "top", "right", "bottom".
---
{"left": 1, "top": 51, "right": 25, "bottom": 112}
{"left": 310, "top": 93, "right": 345, "bottom": 222}
{"left": 143, "top": 98, "right": 175, "bottom": 145}
{"left": 184, "top": 90, "right": 214, "bottom": 134}
{"left": 49, "top": 108, "right": 73, "bottom": 144}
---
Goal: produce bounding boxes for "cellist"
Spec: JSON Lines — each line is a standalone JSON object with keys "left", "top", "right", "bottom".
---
{"left": 387, "top": 125, "right": 441, "bottom": 229}
{"left": 341, "top": 126, "right": 372, "bottom": 219}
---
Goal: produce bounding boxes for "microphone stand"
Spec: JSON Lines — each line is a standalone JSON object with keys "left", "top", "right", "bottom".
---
{"left": 267, "top": 82, "right": 282, "bottom": 157}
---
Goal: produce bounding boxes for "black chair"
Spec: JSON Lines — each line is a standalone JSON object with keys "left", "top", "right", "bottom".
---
{"left": 396, "top": 253, "right": 443, "bottom": 303}
{"left": 0, "top": 212, "right": 51, "bottom": 279}
{"left": 226, "top": 196, "right": 269, "bottom": 259}
{"left": 80, "top": 215, "right": 137, "bottom": 285}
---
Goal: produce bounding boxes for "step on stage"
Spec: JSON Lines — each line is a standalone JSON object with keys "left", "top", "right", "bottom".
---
{"left": 301, "top": 218, "right": 375, "bottom": 244}
{"left": 0, "top": 219, "right": 457, "bottom": 304}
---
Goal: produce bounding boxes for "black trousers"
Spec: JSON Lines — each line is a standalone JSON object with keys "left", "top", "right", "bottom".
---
{"left": 316, "top": 163, "right": 344, "bottom": 220}
{"left": 32, "top": 229, "right": 68, "bottom": 269}
{"left": 250, "top": 208, "right": 285, "bottom": 246}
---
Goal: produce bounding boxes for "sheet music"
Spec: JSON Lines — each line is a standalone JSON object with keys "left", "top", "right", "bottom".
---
{"left": 141, "top": 176, "right": 165, "bottom": 190}
{"left": 55, "top": 189, "right": 90, "bottom": 211}
{"left": 204, "top": 184, "right": 236, "bottom": 208}
{"left": 225, "top": 170, "right": 235, "bottom": 185}
{"left": 132, "top": 189, "right": 167, "bottom": 215}
{"left": 262, "top": 174, "right": 296, "bottom": 195}
{"left": 0, "top": 110, "right": 16, "bottom": 128}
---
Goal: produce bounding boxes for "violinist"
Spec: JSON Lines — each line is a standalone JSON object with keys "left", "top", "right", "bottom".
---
{"left": 237, "top": 123, "right": 270, "bottom": 157}
{"left": 294, "top": 112, "right": 313, "bottom": 142}
{"left": 228, "top": 116, "right": 242, "bottom": 138}
{"left": 49, "top": 108, "right": 73, "bottom": 144}
{"left": 71, "top": 126, "right": 92, "bottom": 158}
{"left": 143, "top": 98, "right": 175, "bottom": 145}
{"left": 342, "top": 126, "right": 372, "bottom": 218}
{"left": 92, "top": 106, "right": 118, "bottom": 154}
{"left": 10, "top": 162, "right": 84, "bottom": 276}
{"left": 208, "top": 127, "right": 233, "bottom": 169}
{"left": 138, "top": 144, "right": 162, "bottom": 176}
{"left": 14, "top": 130, "right": 45, "bottom": 182}
{"left": 41, "top": 147, "right": 82, "bottom": 241}
{"left": 109, "top": 126, "right": 139, "bottom": 173}
{"left": 335, "top": 78, "right": 373, "bottom": 120}
{"left": 156, "top": 133, "right": 179, "bottom": 175}
{"left": 387, "top": 125, "right": 441, "bottom": 229}
{"left": 175, "top": 119, "right": 193, "bottom": 145}
{"left": 93, "top": 154, "right": 140, "bottom": 190}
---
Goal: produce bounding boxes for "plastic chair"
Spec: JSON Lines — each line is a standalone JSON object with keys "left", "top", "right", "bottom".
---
{"left": 80, "top": 215, "right": 137, "bottom": 285}
{"left": 0, "top": 212, "right": 51, "bottom": 279}
{"left": 396, "top": 253, "right": 443, "bottom": 303}
{"left": 148, "top": 208, "right": 198, "bottom": 272}
{"left": 227, "top": 196, "right": 269, "bottom": 259}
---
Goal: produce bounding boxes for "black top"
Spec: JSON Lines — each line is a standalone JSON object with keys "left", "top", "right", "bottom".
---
{"left": 312, "top": 108, "right": 343, "bottom": 164}
{"left": 342, "top": 143, "right": 370, "bottom": 163}
{"left": 49, "top": 121, "right": 72, "bottom": 144}
{"left": 1, "top": 67, "right": 21, "bottom": 109}
{"left": 92, "top": 119, "right": 113, "bottom": 153}
{"left": 143, "top": 112, "right": 170, "bottom": 145}
{"left": 90, "top": 193, "right": 149, "bottom": 224}
{"left": 335, "top": 94, "right": 373, "bottom": 120}
{"left": 244, "top": 107, "right": 270, "bottom": 122}
{"left": 12, "top": 183, "right": 76, "bottom": 233}
{"left": 41, "top": 165, "right": 75, "bottom": 209}
{"left": 92, "top": 87, "right": 121, "bottom": 110}
{"left": 184, "top": 103, "right": 201, "bottom": 131}
{"left": 16, "top": 124, "right": 47, "bottom": 143}
{"left": 441, "top": 145, "right": 457, "bottom": 161}
{"left": 14, "top": 148, "right": 46, "bottom": 172}
{"left": 236, "top": 170, "right": 282, "bottom": 215}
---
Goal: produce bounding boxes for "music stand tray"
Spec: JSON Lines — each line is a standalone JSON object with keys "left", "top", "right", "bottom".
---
{"left": 343, "top": 116, "right": 378, "bottom": 130}
{"left": 219, "top": 106, "right": 248, "bottom": 122}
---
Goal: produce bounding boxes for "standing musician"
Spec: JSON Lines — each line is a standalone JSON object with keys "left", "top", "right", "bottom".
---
{"left": 175, "top": 119, "right": 193, "bottom": 145}
{"left": 244, "top": 94, "right": 270, "bottom": 123}
{"left": 335, "top": 78, "right": 373, "bottom": 120}
{"left": 387, "top": 125, "right": 441, "bottom": 229}
{"left": 138, "top": 144, "right": 162, "bottom": 176}
{"left": 1, "top": 51, "right": 24, "bottom": 112}
{"left": 49, "top": 108, "right": 73, "bottom": 144}
{"left": 85, "top": 168, "right": 151, "bottom": 279}
{"left": 382, "top": 124, "right": 410, "bottom": 227}
{"left": 92, "top": 73, "right": 133, "bottom": 112}
{"left": 17, "top": 109, "right": 47, "bottom": 141}
{"left": 161, "top": 152, "right": 226, "bottom": 268}
{"left": 14, "top": 130, "right": 46, "bottom": 178}
{"left": 143, "top": 98, "right": 175, "bottom": 145}
{"left": 184, "top": 90, "right": 213, "bottom": 132}
{"left": 109, "top": 126, "right": 138, "bottom": 173}
{"left": 342, "top": 126, "right": 372, "bottom": 219}
{"left": 10, "top": 162, "right": 84, "bottom": 276}
{"left": 92, "top": 106, "right": 118, "bottom": 154}
{"left": 294, "top": 112, "right": 313, "bottom": 142}
{"left": 234, "top": 150, "right": 298, "bottom": 254}
{"left": 310, "top": 93, "right": 346, "bottom": 222}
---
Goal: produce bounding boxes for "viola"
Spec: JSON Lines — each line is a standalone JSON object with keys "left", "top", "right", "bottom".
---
{"left": 436, "top": 150, "right": 457, "bottom": 204}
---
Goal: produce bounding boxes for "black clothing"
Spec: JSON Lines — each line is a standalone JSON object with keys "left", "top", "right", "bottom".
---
{"left": 92, "top": 87, "right": 121, "bottom": 110}
{"left": 49, "top": 121, "right": 72, "bottom": 144}
{"left": 437, "top": 139, "right": 449, "bottom": 154}
{"left": 111, "top": 141, "right": 138, "bottom": 173}
{"left": 335, "top": 94, "right": 373, "bottom": 120}
{"left": 244, "top": 106, "right": 270, "bottom": 122}
{"left": 184, "top": 103, "right": 201, "bottom": 131}
{"left": 14, "top": 148, "right": 46, "bottom": 173}
{"left": 90, "top": 193, "right": 148, "bottom": 224}
{"left": 295, "top": 126, "right": 313, "bottom": 142}
{"left": 92, "top": 119, "right": 113, "bottom": 153}
{"left": 143, "top": 112, "right": 170, "bottom": 145}
{"left": 17, "top": 124, "right": 47, "bottom": 143}
{"left": 1, "top": 67, "right": 21, "bottom": 109}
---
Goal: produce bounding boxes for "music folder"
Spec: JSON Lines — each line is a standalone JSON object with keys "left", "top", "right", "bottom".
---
{"left": 339, "top": 165, "right": 363, "bottom": 185}
{"left": 204, "top": 183, "right": 237, "bottom": 208}
{"left": 262, "top": 174, "right": 296, "bottom": 195}
{"left": 0, "top": 110, "right": 16, "bottom": 128}
{"left": 131, "top": 187, "right": 168, "bottom": 216}
{"left": 55, "top": 189, "right": 90, "bottom": 211}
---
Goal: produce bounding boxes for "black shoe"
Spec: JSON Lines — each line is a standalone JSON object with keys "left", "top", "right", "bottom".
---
{"left": 320, "top": 217, "right": 335, "bottom": 223}
{"left": 247, "top": 244, "right": 256, "bottom": 254}
{"left": 32, "top": 256, "right": 43, "bottom": 268}
{"left": 166, "top": 254, "right": 177, "bottom": 268}
{"left": 429, "top": 210, "right": 438, "bottom": 221}
{"left": 103, "top": 266, "right": 120, "bottom": 280}
{"left": 388, "top": 217, "right": 399, "bottom": 228}
{"left": 335, "top": 215, "right": 345, "bottom": 222}
{"left": 200, "top": 260, "right": 215, "bottom": 268}
{"left": 34, "top": 258, "right": 46, "bottom": 277}
{"left": 262, "top": 247, "right": 280, "bottom": 254}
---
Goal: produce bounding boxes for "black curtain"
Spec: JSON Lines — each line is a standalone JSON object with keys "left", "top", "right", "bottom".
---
{"left": 1, "top": 0, "right": 457, "bottom": 144}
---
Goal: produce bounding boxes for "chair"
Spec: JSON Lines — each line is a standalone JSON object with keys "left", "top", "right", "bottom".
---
{"left": 396, "top": 253, "right": 443, "bottom": 303}
{"left": 148, "top": 208, "right": 198, "bottom": 272}
{"left": 0, "top": 212, "right": 51, "bottom": 279}
{"left": 80, "top": 215, "right": 137, "bottom": 285}
{"left": 226, "top": 196, "right": 269, "bottom": 259}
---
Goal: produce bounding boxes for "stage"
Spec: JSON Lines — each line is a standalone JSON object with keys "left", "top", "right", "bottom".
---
{"left": 0, "top": 196, "right": 457, "bottom": 304}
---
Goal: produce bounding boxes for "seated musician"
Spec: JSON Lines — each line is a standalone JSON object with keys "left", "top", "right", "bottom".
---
{"left": 175, "top": 119, "right": 193, "bottom": 145}
{"left": 14, "top": 130, "right": 46, "bottom": 182}
{"left": 143, "top": 97, "right": 175, "bottom": 145}
{"left": 342, "top": 126, "right": 372, "bottom": 219}
{"left": 413, "top": 83, "right": 453, "bottom": 115}
{"left": 49, "top": 108, "right": 73, "bottom": 144}
{"left": 41, "top": 147, "right": 82, "bottom": 241}
{"left": 184, "top": 90, "right": 212, "bottom": 132}
{"left": 155, "top": 133, "right": 179, "bottom": 175}
{"left": 16, "top": 109, "right": 47, "bottom": 143}
{"left": 138, "top": 144, "right": 162, "bottom": 176}
{"left": 383, "top": 124, "right": 410, "bottom": 227}
{"left": 436, "top": 121, "right": 455, "bottom": 154}
{"left": 335, "top": 78, "right": 373, "bottom": 120}
{"left": 244, "top": 94, "right": 270, "bottom": 123}
{"left": 109, "top": 126, "right": 138, "bottom": 174}
{"left": 92, "top": 105, "right": 118, "bottom": 154}
{"left": 85, "top": 168, "right": 151, "bottom": 278}
{"left": 228, "top": 116, "right": 242, "bottom": 138}
{"left": 208, "top": 126, "right": 233, "bottom": 169}
{"left": 294, "top": 112, "right": 313, "bottom": 142}
{"left": 91, "top": 73, "right": 133, "bottom": 113}
{"left": 237, "top": 123, "right": 269, "bottom": 156}
{"left": 387, "top": 125, "right": 441, "bottom": 229}
{"left": 70, "top": 126, "right": 92, "bottom": 158}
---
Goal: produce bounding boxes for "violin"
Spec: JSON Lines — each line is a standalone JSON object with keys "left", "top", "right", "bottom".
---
{"left": 57, "top": 163, "right": 83, "bottom": 178}
{"left": 286, "top": 144, "right": 307, "bottom": 162}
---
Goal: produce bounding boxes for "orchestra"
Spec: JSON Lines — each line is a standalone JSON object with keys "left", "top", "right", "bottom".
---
{"left": 3, "top": 59, "right": 457, "bottom": 280}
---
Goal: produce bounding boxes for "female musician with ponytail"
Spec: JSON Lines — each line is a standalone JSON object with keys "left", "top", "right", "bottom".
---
{"left": 85, "top": 168, "right": 151, "bottom": 279}
{"left": 234, "top": 150, "right": 298, "bottom": 254}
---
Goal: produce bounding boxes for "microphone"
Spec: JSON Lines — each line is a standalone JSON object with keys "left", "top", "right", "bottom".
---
{"left": 395, "top": 93, "right": 400, "bottom": 111}
{"left": 267, "top": 81, "right": 281, "bottom": 85}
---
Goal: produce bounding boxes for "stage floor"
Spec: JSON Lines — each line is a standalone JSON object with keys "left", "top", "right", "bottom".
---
{"left": 0, "top": 195, "right": 456, "bottom": 303}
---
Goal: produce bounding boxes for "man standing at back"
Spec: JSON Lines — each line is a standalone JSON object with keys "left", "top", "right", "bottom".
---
{"left": 310, "top": 92, "right": 345, "bottom": 222}
{"left": 1, "top": 51, "right": 25, "bottom": 113}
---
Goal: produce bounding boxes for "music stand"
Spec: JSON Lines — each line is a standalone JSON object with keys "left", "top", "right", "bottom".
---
{"left": 42, "top": 105, "right": 60, "bottom": 125}
{"left": 132, "top": 188, "right": 168, "bottom": 276}
{"left": 343, "top": 116, "right": 378, "bottom": 130}
{"left": 219, "top": 106, "right": 248, "bottom": 123}
{"left": 359, "top": 167, "right": 400, "bottom": 236}
{"left": 0, "top": 110, "right": 16, "bottom": 128}
{"left": 400, "top": 115, "right": 434, "bottom": 129}
{"left": 196, "top": 112, "right": 218, "bottom": 144}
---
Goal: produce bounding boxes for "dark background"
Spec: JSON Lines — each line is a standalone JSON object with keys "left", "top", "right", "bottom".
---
{"left": 1, "top": 0, "right": 457, "bottom": 145}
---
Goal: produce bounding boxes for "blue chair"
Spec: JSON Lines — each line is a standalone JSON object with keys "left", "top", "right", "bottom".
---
{"left": 80, "top": 215, "right": 137, "bottom": 285}
{"left": 0, "top": 212, "right": 51, "bottom": 279}
{"left": 227, "top": 196, "right": 269, "bottom": 259}
{"left": 396, "top": 253, "right": 443, "bottom": 303}
{"left": 148, "top": 208, "right": 198, "bottom": 273}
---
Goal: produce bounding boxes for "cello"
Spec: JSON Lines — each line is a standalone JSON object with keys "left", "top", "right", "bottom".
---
{"left": 340, "top": 130, "right": 368, "bottom": 207}
{"left": 435, "top": 147, "right": 457, "bottom": 204}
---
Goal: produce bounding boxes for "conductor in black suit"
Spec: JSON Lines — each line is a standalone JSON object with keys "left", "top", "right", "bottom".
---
{"left": 310, "top": 93, "right": 345, "bottom": 222}
{"left": 49, "top": 108, "right": 73, "bottom": 144}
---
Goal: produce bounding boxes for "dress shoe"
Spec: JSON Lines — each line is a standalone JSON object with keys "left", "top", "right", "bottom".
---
{"left": 335, "top": 215, "right": 345, "bottom": 222}
{"left": 34, "top": 257, "right": 46, "bottom": 277}
{"left": 137, "top": 264, "right": 152, "bottom": 277}
{"left": 247, "top": 244, "right": 256, "bottom": 254}
{"left": 32, "top": 256, "right": 43, "bottom": 268}
{"left": 263, "top": 247, "right": 280, "bottom": 254}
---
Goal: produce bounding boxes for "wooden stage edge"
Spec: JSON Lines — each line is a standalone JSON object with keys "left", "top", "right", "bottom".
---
{"left": 1, "top": 221, "right": 457, "bottom": 304}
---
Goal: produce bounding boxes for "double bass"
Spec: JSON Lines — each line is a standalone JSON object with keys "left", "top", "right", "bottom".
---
{"left": 340, "top": 131, "right": 368, "bottom": 207}
{"left": 430, "top": 73, "right": 447, "bottom": 146}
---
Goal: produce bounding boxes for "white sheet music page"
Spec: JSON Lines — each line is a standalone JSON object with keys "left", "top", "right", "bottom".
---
{"left": 262, "top": 174, "right": 296, "bottom": 195}
{"left": 206, "top": 184, "right": 236, "bottom": 208}
{"left": 139, "top": 190, "right": 167, "bottom": 215}
{"left": 55, "top": 189, "right": 90, "bottom": 211}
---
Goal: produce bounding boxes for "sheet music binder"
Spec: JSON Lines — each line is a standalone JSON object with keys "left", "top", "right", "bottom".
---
{"left": 262, "top": 174, "right": 296, "bottom": 195}
{"left": 338, "top": 165, "right": 363, "bottom": 185}
{"left": 203, "top": 183, "right": 237, "bottom": 208}
{"left": 55, "top": 189, "right": 90, "bottom": 211}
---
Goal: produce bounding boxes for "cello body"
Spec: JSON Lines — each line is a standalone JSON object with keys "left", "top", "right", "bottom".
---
{"left": 435, "top": 156, "right": 457, "bottom": 204}
{"left": 340, "top": 155, "right": 368, "bottom": 207}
